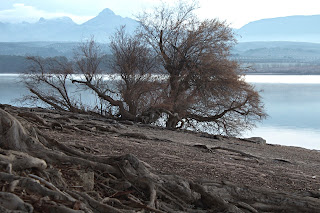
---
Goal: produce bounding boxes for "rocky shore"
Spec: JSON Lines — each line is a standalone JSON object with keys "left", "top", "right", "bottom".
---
{"left": 0, "top": 104, "right": 320, "bottom": 212}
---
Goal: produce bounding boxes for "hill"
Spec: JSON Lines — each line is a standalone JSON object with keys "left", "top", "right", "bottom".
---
{"left": 237, "top": 15, "right": 320, "bottom": 43}
{"left": 232, "top": 41, "right": 320, "bottom": 61}
{"left": 0, "top": 41, "right": 112, "bottom": 73}
{"left": 231, "top": 41, "right": 320, "bottom": 74}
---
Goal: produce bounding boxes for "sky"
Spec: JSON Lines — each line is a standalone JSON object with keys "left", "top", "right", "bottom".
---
{"left": 0, "top": 0, "right": 320, "bottom": 28}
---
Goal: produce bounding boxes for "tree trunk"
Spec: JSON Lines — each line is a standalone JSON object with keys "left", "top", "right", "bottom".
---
{"left": 166, "top": 114, "right": 179, "bottom": 129}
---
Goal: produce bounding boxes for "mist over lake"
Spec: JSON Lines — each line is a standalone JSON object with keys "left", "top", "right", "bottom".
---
{"left": 1, "top": 74, "right": 320, "bottom": 150}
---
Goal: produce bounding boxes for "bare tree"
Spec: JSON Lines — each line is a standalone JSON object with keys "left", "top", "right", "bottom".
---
{"left": 71, "top": 31, "right": 161, "bottom": 121}
{"left": 22, "top": 56, "right": 84, "bottom": 113}
{"left": 137, "top": 0, "right": 266, "bottom": 135}
{"left": 109, "top": 26, "right": 163, "bottom": 118}
{"left": 22, "top": 35, "right": 161, "bottom": 121}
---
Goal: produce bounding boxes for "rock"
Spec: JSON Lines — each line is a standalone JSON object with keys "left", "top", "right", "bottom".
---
{"left": 245, "top": 137, "right": 266, "bottom": 145}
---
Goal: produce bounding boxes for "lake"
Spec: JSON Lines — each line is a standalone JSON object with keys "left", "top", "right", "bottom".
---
{"left": 1, "top": 74, "right": 320, "bottom": 150}
{"left": 243, "top": 75, "right": 320, "bottom": 150}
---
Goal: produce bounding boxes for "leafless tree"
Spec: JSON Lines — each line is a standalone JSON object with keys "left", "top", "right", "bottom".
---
{"left": 21, "top": 56, "right": 85, "bottom": 113}
{"left": 137, "top": 0, "right": 266, "bottom": 135}
{"left": 109, "top": 26, "right": 162, "bottom": 116}
{"left": 71, "top": 31, "right": 162, "bottom": 121}
{"left": 22, "top": 35, "right": 161, "bottom": 121}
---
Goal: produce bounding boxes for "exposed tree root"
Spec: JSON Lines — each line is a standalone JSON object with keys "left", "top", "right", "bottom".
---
{"left": 0, "top": 107, "right": 320, "bottom": 212}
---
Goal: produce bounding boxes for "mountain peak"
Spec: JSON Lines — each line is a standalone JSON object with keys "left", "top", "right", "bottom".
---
{"left": 81, "top": 8, "right": 124, "bottom": 27}
{"left": 39, "top": 17, "right": 45, "bottom": 22}
{"left": 98, "top": 8, "right": 116, "bottom": 17}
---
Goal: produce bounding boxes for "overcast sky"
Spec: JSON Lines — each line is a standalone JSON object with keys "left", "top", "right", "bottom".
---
{"left": 1, "top": 0, "right": 320, "bottom": 28}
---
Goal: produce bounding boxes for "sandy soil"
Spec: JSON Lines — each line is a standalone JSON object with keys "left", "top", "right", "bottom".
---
{"left": 28, "top": 107, "right": 320, "bottom": 195}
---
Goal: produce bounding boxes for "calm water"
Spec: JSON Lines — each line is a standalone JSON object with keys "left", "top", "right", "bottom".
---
{"left": 244, "top": 75, "right": 320, "bottom": 150}
{"left": 1, "top": 74, "right": 320, "bottom": 150}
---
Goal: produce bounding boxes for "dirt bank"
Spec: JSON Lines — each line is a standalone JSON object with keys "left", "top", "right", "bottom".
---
{"left": 1, "top": 104, "right": 320, "bottom": 212}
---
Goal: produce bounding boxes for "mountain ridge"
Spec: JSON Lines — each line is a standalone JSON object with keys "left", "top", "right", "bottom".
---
{"left": 2, "top": 10, "right": 320, "bottom": 43}
{"left": 0, "top": 8, "right": 138, "bottom": 43}
{"left": 237, "top": 14, "right": 320, "bottom": 43}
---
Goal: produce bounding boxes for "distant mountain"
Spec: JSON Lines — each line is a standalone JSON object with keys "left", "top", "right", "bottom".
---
{"left": 3, "top": 11, "right": 320, "bottom": 43}
{"left": 0, "top": 8, "right": 138, "bottom": 43}
{"left": 237, "top": 15, "right": 320, "bottom": 43}
{"left": 80, "top": 8, "right": 138, "bottom": 42}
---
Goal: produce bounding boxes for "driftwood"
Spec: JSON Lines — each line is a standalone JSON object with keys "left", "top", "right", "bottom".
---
{"left": 0, "top": 107, "right": 320, "bottom": 212}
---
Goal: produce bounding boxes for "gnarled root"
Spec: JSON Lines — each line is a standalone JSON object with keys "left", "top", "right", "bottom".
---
{"left": 0, "top": 192, "right": 33, "bottom": 212}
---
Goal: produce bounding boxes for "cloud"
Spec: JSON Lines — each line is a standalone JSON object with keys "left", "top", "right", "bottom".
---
{"left": 0, "top": 3, "right": 92, "bottom": 24}
{"left": 13, "top": 3, "right": 25, "bottom": 7}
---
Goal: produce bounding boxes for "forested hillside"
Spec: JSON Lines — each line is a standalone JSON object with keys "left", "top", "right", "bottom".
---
{"left": 232, "top": 42, "right": 320, "bottom": 74}
{"left": 0, "top": 55, "right": 28, "bottom": 73}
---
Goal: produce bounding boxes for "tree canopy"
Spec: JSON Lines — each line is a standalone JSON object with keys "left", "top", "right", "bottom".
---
{"left": 136, "top": 1, "right": 266, "bottom": 135}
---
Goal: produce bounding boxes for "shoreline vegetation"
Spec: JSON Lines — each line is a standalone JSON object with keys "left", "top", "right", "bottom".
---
{"left": 0, "top": 104, "right": 320, "bottom": 212}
